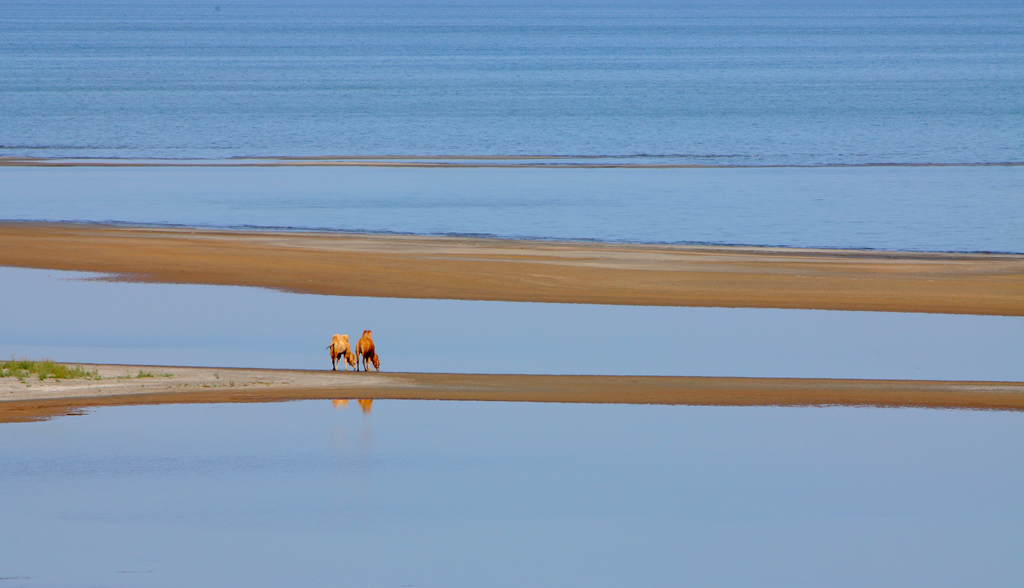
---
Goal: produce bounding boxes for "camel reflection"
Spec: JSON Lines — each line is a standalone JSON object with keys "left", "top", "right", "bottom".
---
{"left": 331, "top": 398, "right": 374, "bottom": 413}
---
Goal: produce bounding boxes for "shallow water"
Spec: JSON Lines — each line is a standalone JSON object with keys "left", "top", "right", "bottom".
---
{"left": 1, "top": 267, "right": 1022, "bottom": 381}
{"left": 3, "top": 165, "right": 1023, "bottom": 252}
{"left": 2, "top": 399, "right": 1023, "bottom": 587}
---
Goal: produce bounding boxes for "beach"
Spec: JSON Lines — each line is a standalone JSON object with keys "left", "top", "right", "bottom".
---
{"left": 2, "top": 222, "right": 1021, "bottom": 316}
{"left": 3, "top": 364, "right": 1024, "bottom": 423}
{"left": 3, "top": 221, "right": 1021, "bottom": 416}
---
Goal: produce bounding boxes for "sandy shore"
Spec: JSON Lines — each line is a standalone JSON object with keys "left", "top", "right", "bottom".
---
{"left": 2, "top": 224, "right": 1020, "bottom": 421}
{"left": 2, "top": 365, "right": 1023, "bottom": 423}
{"left": 2, "top": 222, "right": 1021, "bottom": 316}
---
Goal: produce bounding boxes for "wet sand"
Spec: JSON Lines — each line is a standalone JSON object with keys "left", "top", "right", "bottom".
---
{"left": 2, "top": 365, "right": 1023, "bottom": 422}
{"left": 1, "top": 222, "right": 1021, "bottom": 316}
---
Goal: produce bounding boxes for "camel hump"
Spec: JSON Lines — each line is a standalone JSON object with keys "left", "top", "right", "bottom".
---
{"left": 329, "top": 333, "right": 349, "bottom": 355}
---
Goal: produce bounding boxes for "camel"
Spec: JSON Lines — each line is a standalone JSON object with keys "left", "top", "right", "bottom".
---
{"left": 355, "top": 330, "right": 380, "bottom": 372}
{"left": 326, "top": 334, "right": 357, "bottom": 371}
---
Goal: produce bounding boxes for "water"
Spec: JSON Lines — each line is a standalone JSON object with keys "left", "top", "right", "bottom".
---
{"left": 3, "top": 0, "right": 1023, "bottom": 251}
{"left": 2, "top": 0, "right": 1022, "bottom": 164}
{"left": 4, "top": 5, "right": 1021, "bottom": 584}
{"left": 3, "top": 165, "right": 1023, "bottom": 252}
{"left": 2, "top": 268, "right": 1022, "bottom": 380}
{"left": 2, "top": 400, "right": 1023, "bottom": 587}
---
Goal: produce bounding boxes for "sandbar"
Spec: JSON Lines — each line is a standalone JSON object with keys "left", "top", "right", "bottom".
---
{"left": 1, "top": 222, "right": 1021, "bottom": 316}
{"left": 2, "top": 365, "right": 1023, "bottom": 423}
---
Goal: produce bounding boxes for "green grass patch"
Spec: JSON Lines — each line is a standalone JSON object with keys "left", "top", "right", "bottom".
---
{"left": 116, "top": 369, "right": 173, "bottom": 379}
{"left": 1, "top": 358, "right": 100, "bottom": 382}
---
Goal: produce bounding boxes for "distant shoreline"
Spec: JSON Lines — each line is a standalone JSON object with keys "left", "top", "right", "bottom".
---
{"left": 1, "top": 222, "right": 1021, "bottom": 316}
{"left": 3, "top": 365, "right": 1024, "bottom": 423}
{"left": 1, "top": 156, "right": 1023, "bottom": 169}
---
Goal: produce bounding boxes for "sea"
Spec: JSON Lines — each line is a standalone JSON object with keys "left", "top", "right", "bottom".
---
{"left": 4, "top": 5, "right": 1024, "bottom": 586}
{"left": 2, "top": 0, "right": 1023, "bottom": 252}
{"left": 3, "top": 0, "right": 1024, "bottom": 164}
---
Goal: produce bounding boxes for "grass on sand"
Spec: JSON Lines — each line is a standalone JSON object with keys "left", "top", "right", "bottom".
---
{"left": 129, "top": 369, "right": 172, "bottom": 379}
{"left": 1, "top": 358, "right": 100, "bottom": 382}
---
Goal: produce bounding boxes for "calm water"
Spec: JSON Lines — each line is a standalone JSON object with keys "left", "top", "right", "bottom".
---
{"left": 2, "top": 0, "right": 1022, "bottom": 164}
{"left": 2, "top": 400, "right": 1023, "bottom": 587}
{"left": 2, "top": 268, "right": 1022, "bottom": 380}
{"left": 4, "top": 4, "right": 1022, "bottom": 585}
{"left": 3, "top": 165, "right": 1023, "bottom": 252}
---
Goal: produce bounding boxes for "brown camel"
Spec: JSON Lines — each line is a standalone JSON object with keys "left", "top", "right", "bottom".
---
{"left": 355, "top": 330, "right": 380, "bottom": 372}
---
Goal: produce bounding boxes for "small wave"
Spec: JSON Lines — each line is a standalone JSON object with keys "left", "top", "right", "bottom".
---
{"left": 6, "top": 219, "right": 1018, "bottom": 256}
{"left": 3, "top": 155, "right": 1024, "bottom": 169}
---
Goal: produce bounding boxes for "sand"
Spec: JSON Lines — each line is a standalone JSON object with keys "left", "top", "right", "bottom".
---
{"left": 1, "top": 222, "right": 1021, "bottom": 316}
{"left": 2, "top": 223, "right": 1021, "bottom": 420}
{"left": 2, "top": 365, "right": 1023, "bottom": 423}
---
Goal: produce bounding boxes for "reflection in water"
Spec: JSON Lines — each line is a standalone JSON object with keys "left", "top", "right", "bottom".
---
{"left": 332, "top": 399, "right": 373, "bottom": 414}
{"left": 3, "top": 400, "right": 1023, "bottom": 587}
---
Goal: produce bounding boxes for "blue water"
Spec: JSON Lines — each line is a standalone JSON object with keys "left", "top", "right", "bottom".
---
{"left": 2, "top": 0, "right": 1023, "bottom": 251}
{"left": 3, "top": 400, "right": 1024, "bottom": 587}
{"left": 3, "top": 268, "right": 1023, "bottom": 380}
{"left": 4, "top": 7, "right": 1023, "bottom": 584}
{"left": 2, "top": 0, "right": 1022, "bottom": 164}
{"left": 4, "top": 165, "right": 1023, "bottom": 252}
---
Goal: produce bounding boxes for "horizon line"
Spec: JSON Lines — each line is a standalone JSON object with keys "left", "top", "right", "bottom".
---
{"left": 1, "top": 156, "right": 1023, "bottom": 169}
